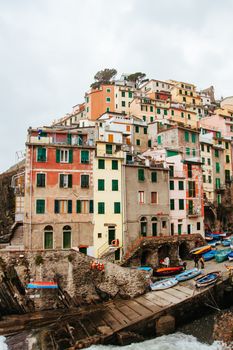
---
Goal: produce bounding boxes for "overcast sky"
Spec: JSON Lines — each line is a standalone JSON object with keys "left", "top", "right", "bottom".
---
{"left": 1, "top": 0, "right": 233, "bottom": 172}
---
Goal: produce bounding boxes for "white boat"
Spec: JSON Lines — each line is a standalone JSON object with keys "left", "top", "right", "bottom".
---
{"left": 150, "top": 278, "right": 178, "bottom": 291}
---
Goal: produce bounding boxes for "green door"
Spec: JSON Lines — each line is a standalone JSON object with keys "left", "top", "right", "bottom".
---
{"left": 115, "top": 248, "right": 120, "bottom": 260}
{"left": 108, "top": 227, "right": 115, "bottom": 245}
{"left": 44, "top": 232, "right": 53, "bottom": 249}
{"left": 178, "top": 224, "right": 182, "bottom": 235}
{"left": 63, "top": 231, "right": 71, "bottom": 249}
{"left": 152, "top": 223, "right": 157, "bottom": 236}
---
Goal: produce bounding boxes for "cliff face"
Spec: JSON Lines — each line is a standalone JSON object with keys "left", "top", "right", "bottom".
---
{"left": 0, "top": 160, "right": 25, "bottom": 240}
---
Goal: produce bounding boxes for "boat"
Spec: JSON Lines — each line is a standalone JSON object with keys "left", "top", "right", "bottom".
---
{"left": 195, "top": 271, "right": 221, "bottom": 288}
{"left": 175, "top": 268, "right": 201, "bottom": 282}
{"left": 27, "top": 281, "right": 58, "bottom": 289}
{"left": 205, "top": 235, "right": 214, "bottom": 242}
{"left": 150, "top": 278, "right": 178, "bottom": 291}
{"left": 230, "top": 238, "right": 233, "bottom": 250}
{"left": 209, "top": 240, "right": 221, "bottom": 247}
{"left": 215, "top": 249, "right": 231, "bottom": 263}
{"left": 222, "top": 239, "right": 231, "bottom": 247}
{"left": 137, "top": 266, "right": 153, "bottom": 272}
{"left": 191, "top": 245, "right": 211, "bottom": 256}
{"left": 228, "top": 251, "right": 233, "bottom": 261}
{"left": 153, "top": 266, "right": 184, "bottom": 276}
{"left": 202, "top": 250, "right": 217, "bottom": 261}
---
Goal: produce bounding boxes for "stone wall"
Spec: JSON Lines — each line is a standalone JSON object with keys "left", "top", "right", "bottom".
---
{"left": 0, "top": 249, "right": 149, "bottom": 314}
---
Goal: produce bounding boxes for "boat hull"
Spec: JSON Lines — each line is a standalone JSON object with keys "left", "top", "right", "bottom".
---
{"left": 196, "top": 271, "right": 221, "bottom": 288}
{"left": 150, "top": 278, "right": 178, "bottom": 291}
{"left": 175, "top": 268, "right": 201, "bottom": 281}
{"left": 153, "top": 266, "right": 183, "bottom": 276}
{"left": 215, "top": 249, "right": 231, "bottom": 263}
{"left": 202, "top": 250, "right": 216, "bottom": 261}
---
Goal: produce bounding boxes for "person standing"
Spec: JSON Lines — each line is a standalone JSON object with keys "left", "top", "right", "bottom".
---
{"left": 199, "top": 256, "right": 205, "bottom": 269}
{"left": 194, "top": 255, "right": 199, "bottom": 268}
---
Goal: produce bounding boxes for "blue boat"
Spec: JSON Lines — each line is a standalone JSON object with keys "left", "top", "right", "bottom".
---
{"left": 209, "top": 240, "right": 221, "bottom": 247}
{"left": 202, "top": 250, "right": 216, "bottom": 261}
{"left": 137, "top": 266, "right": 153, "bottom": 272}
{"left": 196, "top": 271, "right": 221, "bottom": 288}
{"left": 228, "top": 251, "right": 233, "bottom": 261}
{"left": 27, "top": 282, "right": 58, "bottom": 289}
{"left": 175, "top": 268, "right": 201, "bottom": 282}
{"left": 222, "top": 239, "right": 231, "bottom": 247}
{"left": 150, "top": 278, "right": 178, "bottom": 291}
{"left": 215, "top": 249, "right": 231, "bottom": 263}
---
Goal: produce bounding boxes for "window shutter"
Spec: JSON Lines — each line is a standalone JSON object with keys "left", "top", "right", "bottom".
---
{"left": 60, "top": 174, "right": 64, "bottom": 187}
{"left": 138, "top": 169, "right": 144, "bottom": 181}
{"left": 112, "top": 180, "right": 118, "bottom": 191}
{"left": 68, "top": 174, "right": 72, "bottom": 188}
{"left": 114, "top": 202, "right": 120, "bottom": 213}
{"left": 69, "top": 150, "right": 73, "bottom": 163}
{"left": 151, "top": 172, "right": 157, "bottom": 182}
{"left": 54, "top": 200, "right": 59, "bottom": 213}
{"left": 76, "top": 200, "right": 81, "bottom": 213}
{"left": 56, "top": 149, "right": 60, "bottom": 163}
{"left": 67, "top": 133, "right": 72, "bottom": 145}
{"left": 68, "top": 200, "right": 72, "bottom": 213}
{"left": 89, "top": 200, "right": 94, "bottom": 213}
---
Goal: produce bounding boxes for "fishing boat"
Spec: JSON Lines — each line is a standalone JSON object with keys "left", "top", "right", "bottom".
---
{"left": 137, "top": 266, "right": 153, "bottom": 272}
{"left": 202, "top": 250, "right": 217, "bottom": 261}
{"left": 175, "top": 268, "right": 201, "bottom": 282}
{"left": 222, "top": 239, "right": 231, "bottom": 247}
{"left": 27, "top": 281, "right": 58, "bottom": 289}
{"left": 215, "top": 249, "right": 231, "bottom": 263}
{"left": 228, "top": 251, "right": 233, "bottom": 261}
{"left": 191, "top": 245, "right": 211, "bottom": 256}
{"left": 150, "top": 278, "right": 178, "bottom": 291}
{"left": 153, "top": 266, "right": 184, "bottom": 276}
{"left": 209, "top": 240, "right": 221, "bottom": 247}
{"left": 195, "top": 271, "right": 221, "bottom": 288}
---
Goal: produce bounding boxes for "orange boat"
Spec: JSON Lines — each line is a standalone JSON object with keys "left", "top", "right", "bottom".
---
{"left": 153, "top": 266, "right": 184, "bottom": 276}
{"left": 192, "top": 245, "right": 211, "bottom": 255}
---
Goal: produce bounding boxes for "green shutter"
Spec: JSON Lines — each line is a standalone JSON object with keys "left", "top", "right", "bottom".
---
{"left": 151, "top": 172, "right": 157, "bottom": 182}
{"left": 112, "top": 180, "right": 118, "bottom": 191}
{"left": 185, "top": 131, "right": 189, "bottom": 142}
{"left": 63, "top": 231, "right": 71, "bottom": 249}
{"left": 54, "top": 200, "right": 59, "bottom": 213}
{"left": 81, "top": 150, "right": 89, "bottom": 163}
{"left": 44, "top": 232, "right": 53, "bottom": 249}
{"left": 106, "top": 145, "right": 112, "bottom": 154}
{"left": 56, "top": 149, "right": 60, "bottom": 163}
{"left": 37, "top": 147, "right": 46, "bottom": 162}
{"left": 68, "top": 174, "right": 72, "bottom": 188}
{"left": 192, "top": 149, "right": 196, "bottom": 156}
{"left": 37, "top": 174, "right": 45, "bottom": 187}
{"left": 98, "top": 159, "right": 105, "bottom": 169}
{"left": 112, "top": 160, "right": 118, "bottom": 170}
{"left": 98, "top": 179, "right": 105, "bottom": 191}
{"left": 138, "top": 169, "right": 144, "bottom": 181}
{"left": 226, "top": 155, "right": 230, "bottom": 163}
{"left": 60, "top": 174, "right": 64, "bottom": 187}
{"left": 144, "top": 127, "right": 147, "bottom": 134}
{"left": 216, "top": 163, "right": 220, "bottom": 173}
{"left": 178, "top": 181, "right": 184, "bottom": 190}
{"left": 191, "top": 133, "right": 196, "bottom": 143}
{"left": 179, "top": 199, "right": 184, "bottom": 210}
{"left": 170, "top": 199, "right": 175, "bottom": 210}
{"left": 98, "top": 202, "right": 105, "bottom": 214}
{"left": 114, "top": 202, "right": 121, "bottom": 213}
{"left": 135, "top": 126, "right": 139, "bottom": 133}
{"left": 76, "top": 200, "right": 81, "bottom": 213}
{"left": 69, "top": 149, "right": 73, "bottom": 163}
{"left": 157, "top": 135, "right": 162, "bottom": 145}
{"left": 67, "top": 133, "right": 72, "bottom": 145}
{"left": 89, "top": 200, "right": 94, "bottom": 213}
{"left": 68, "top": 200, "right": 72, "bottom": 213}
{"left": 36, "top": 199, "right": 45, "bottom": 214}
{"left": 148, "top": 140, "right": 152, "bottom": 147}
{"left": 170, "top": 181, "right": 174, "bottom": 190}
{"left": 186, "top": 148, "right": 190, "bottom": 155}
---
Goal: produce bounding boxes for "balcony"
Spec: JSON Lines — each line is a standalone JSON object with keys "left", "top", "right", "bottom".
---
{"left": 187, "top": 209, "right": 199, "bottom": 218}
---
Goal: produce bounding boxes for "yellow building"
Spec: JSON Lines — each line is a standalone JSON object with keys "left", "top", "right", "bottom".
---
{"left": 93, "top": 141, "right": 124, "bottom": 260}
{"left": 168, "top": 80, "right": 201, "bottom": 107}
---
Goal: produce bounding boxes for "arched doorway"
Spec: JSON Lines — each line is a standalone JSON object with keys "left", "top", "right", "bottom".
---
{"left": 44, "top": 225, "right": 53, "bottom": 249}
{"left": 151, "top": 217, "right": 157, "bottom": 236}
{"left": 140, "top": 217, "right": 147, "bottom": 237}
{"left": 141, "top": 249, "right": 156, "bottom": 265}
{"left": 179, "top": 241, "right": 189, "bottom": 260}
{"left": 158, "top": 244, "right": 170, "bottom": 263}
{"left": 63, "top": 225, "right": 71, "bottom": 249}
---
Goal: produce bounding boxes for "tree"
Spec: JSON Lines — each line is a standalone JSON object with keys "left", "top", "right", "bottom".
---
{"left": 91, "top": 68, "right": 117, "bottom": 88}
{"left": 127, "top": 72, "right": 146, "bottom": 87}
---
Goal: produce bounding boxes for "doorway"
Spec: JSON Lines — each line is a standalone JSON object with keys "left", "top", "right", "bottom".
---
{"left": 108, "top": 226, "right": 116, "bottom": 245}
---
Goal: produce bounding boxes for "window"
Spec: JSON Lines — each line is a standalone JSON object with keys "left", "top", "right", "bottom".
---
{"left": 112, "top": 160, "right": 118, "bottom": 170}
{"left": 170, "top": 199, "right": 175, "bottom": 210}
{"left": 143, "top": 115, "right": 146, "bottom": 121}
{"left": 207, "top": 158, "right": 211, "bottom": 165}
{"left": 178, "top": 224, "right": 182, "bottom": 235}
{"left": 56, "top": 149, "right": 72, "bottom": 163}
{"left": 106, "top": 88, "right": 111, "bottom": 93}
{"left": 37, "top": 173, "right": 45, "bottom": 187}
{"left": 192, "top": 149, "right": 196, "bottom": 156}
{"left": 36, "top": 199, "right": 45, "bottom": 214}
{"left": 128, "top": 91, "right": 132, "bottom": 98}
{"left": 181, "top": 112, "right": 184, "bottom": 118}
{"left": 81, "top": 150, "right": 89, "bottom": 163}
{"left": 170, "top": 180, "right": 174, "bottom": 190}
{"left": 186, "top": 147, "right": 190, "bottom": 155}
{"left": 138, "top": 191, "right": 145, "bottom": 204}
{"left": 185, "top": 131, "right": 189, "bottom": 142}
{"left": 197, "top": 222, "right": 201, "bottom": 230}
{"left": 144, "top": 127, "right": 147, "bottom": 134}
{"left": 150, "top": 106, "right": 153, "bottom": 112}
{"left": 202, "top": 157, "right": 205, "bottom": 164}
{"left": 148, "top": 140, "right": 152, "bottom": 147}
{"left": 216, "top": 131, "right": 221, "bottom": 139}
{"left": 138, "top": 168, "right": 145, "bottom": 181}
{"left": 106, "top": 107, "right": 110, "bottom": 112}
{"left": 157, "top": 108, "right": 161, "bottom": 114}
{"left": 60, "top": 174, "right": 72, "bottom": 188}
{"left": 151, "top": 192, "right": 158, "bottom": 204}
{"left": 106, "top": 144, "right": 112, "bottom": 154}
{"left": 157, "top": 135, "right": 162, "bottom": 145}
{"left": 178, "top": 181, "right": 184, "bottom": 190}
{"left": 207, "top": 145, "right": 210, "bottom": 153}
{"left": 179, "top": 199, "right": 184, "bottom": 210}
{"left": 216, "top": 162, "right": 220, "bottom": 173}
{"left": 122, "top": 101, "right": 126, "bottom": 107}
{"left": 162, "top": 221, "right": 167, "bottom": 229}
{"left": 169, "top": 166, "right": 174, "bottom": 178}
{"left": 98, "top": 233, "right": 102, "bottom": 238}
{"left": 37, "top": 147, "right": 46, "bottom": 162}
{"left": 215, "top": 149, "right": 219, "bottom": 158}
{"left": 44, "top": 226, "right": 53, "bottom": 249}
{"left": 226, "top": 155, "right": 230, "bottom": 163}
{"left": 164, "top": 109, "right": 168, "bottom": 116}
{"left": 98, "top": 179, "right": 105, "bottom": 191}
{"left": 106, "top": 97, "right": 111, "bottom": 102}
{"left": 171, "top": 110, "right": 174, "bottom": 116}
{"left": 135, "top": 125, "right": 139, "bottom": 133}
{"left": 217, "top": 194, "right": 221, "bottom": 205}
{"left": 98, "top": 202, "right": 105, "bottom": 214}
{"left": 81, "top": 175, "right": 89, "bottom": 188}
{"left": 208, "top": 175, "right": 212, "bottom": 183}
{"left": 226, "top": 142, "right": 229, "bottom": 149}
{"left": 203, "top": 175, "right": 206, "bottom": 183}
{"left": 114, "top": 202, "right": 121, "bottom": 213}
{"left": 76, "top": 200, "right": 92, "bottom": 214}
{"left": 201, "top": 144, "right": 204, "bottom": 152}
{"left": 188, "top": 200, "right": 194, "bottom": 214}
{"left": 79, "top": 247, "right": 87, "bottom": 255}
{"left": 151, "top": 172, "right": 157, "bottom": 182}
{"left": 188, "top": 181, "right": 196, "bottom": 197}
{"left": 191, "top": 133, "right": 196, "bottom": 143}
{"left": 183, "top": 97, "right": 186, "bottom": 102}
{"left": 86, "top": 96, "right": 89, "bottom": 103}
{"left": 121, "top": 91, "right": 125, "bottom": 97}
{"left": 54, "top": 200, "right": 72, "bottom": 214}
{"left": 136, "top": 139, "right": 140, "bottom": 146}
{"left": 63, "top": 225, "right": 71, "bottom": 249}
{"left": 187, "top": 164, "right": 192, "bottom": 178}
{"left": 112, "top": 180, "right": 118, "bottom": 191}
{"left": 225, "top": 170, "right": 231, "bottom": 182}
{"left": 98, "top": 159, "right": 105, "bottom": 169}
{"left": 188, "top": 114, "right": 191, "bottom": 120}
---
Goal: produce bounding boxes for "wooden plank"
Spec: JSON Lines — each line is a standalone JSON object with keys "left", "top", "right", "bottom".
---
{"left": 125, "top": 300, "right": 153, "bottom": 316}
{"left": 154, "top": 290, "right": 182, "bottom": 304}
{"left": 163, "top": 288, "right": 188, "bottom": 300}
{"left": 174, "top": 285, "right": 195, "bottom": 296}
{"left": 144, "top": 292, "right": 172, "bottom": 307}
{"left": 136, "top": 296, "right": 163, "bottom": 313}
{"left": 107, "top": 305, "right": 130, "bottom": 325}
{"left": 102, "top": 311, "right": 122, "bottom": 330}
{"left": 117, "top": 305, "right": 141, "bottom": 321}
